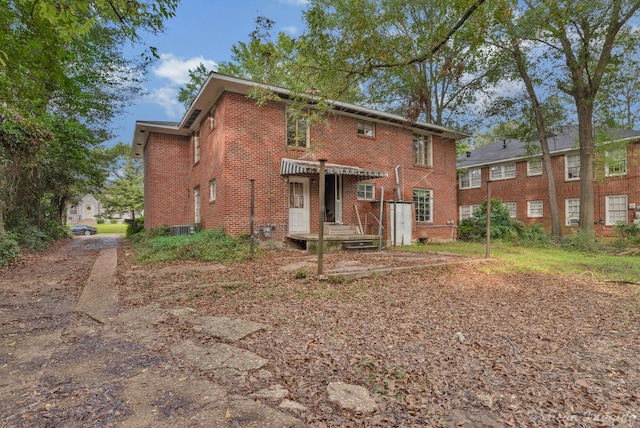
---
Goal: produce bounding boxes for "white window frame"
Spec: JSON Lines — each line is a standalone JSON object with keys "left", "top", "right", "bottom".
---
{"left": 194, "top": 186, "right": 201, "bottom": 223}
{"left": 565, "top": 198, "right": 580, "bottom": 226}
{"left": 605, "top": 195, "right": 628, "bottom": 225}
{"left": 357, "top": 183, "right": 375, "bottom": 200}
{"left": 413, "top": 188, "right": 433, "bottom": 222}
{"left": 412, "top": 134, "right": 432, "bottom": 166}
{"left": 193, "top": 131, "right": 201, "bottom": 164}
{"left": 286, "top": 108, "right": 310, "bottom": 148}
{"left": 605, "top": 148, "right": 627, "bottom": 176}
{"left": 527, "top": 158, "right": 542, "bottom": 176}
{"left": 527, "top": 200, "right": 543, "bottom": 218}
{"left": 504, "top": 202, "right": 517, "bottom": 219}
{"left": 565, "top": 153, "right": 580, "bottom": 181}
{"left": 357, "top": 120, "right": 375, "bottom": 137}
{"left": 209, "top": 179, "right": 216, "bottom": 202}
{"left": 489, "top": 163, "right": 516, "bottom": 180}
{"left": 459, "top": 169, "right": 481, "bottom": 189}
{"left": 459, "top": 204, "right": 480, "bottom": 221}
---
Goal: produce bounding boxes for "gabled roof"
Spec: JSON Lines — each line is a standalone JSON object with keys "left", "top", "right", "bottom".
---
{"left": 457, "top": 126, "right": 640, "bottom": 169}
{"left": 132, "top": 72, "right": 470, "bottom": 158}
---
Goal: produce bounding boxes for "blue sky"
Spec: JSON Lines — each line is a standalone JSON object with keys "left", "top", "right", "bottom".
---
{"left": 109, "top": 0, "right": 308, "bottom": 147}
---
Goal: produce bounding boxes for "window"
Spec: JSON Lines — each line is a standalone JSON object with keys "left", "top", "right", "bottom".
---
{"left": 194, "top": 186, "right": 201, "bottom": 223}
{"left": 209, "top": 179, "right": 216, "bottom": 201}
{"left": 565, "top": 198, "right": 580, "bottom": 226}
{"left": 286, "top": 109, "right": 309, "bottom": 148}
{"left": 289, "top": 182, "right": 304, "bottom": 208}
{"left": 504, "top": 202, "right": 517, "bottom": 219}
{"left": 413, "top": 188, "right": 432, "bottom": 222}
{"left": 605, "top": 195, "right": 628, "bottom": 225}
{"left": 565, "top": 153, "right": 580, "bottom": 180}
{"left": 527, "top": 200, "right": 543, "bottom": 218}
{"left": 70, "top": 207, "right": 77, "bottom": 215}
{"left": 208, "top": 107, "right": 217, "bottom": 130}
{"left": 413, "top": 134, "right": 432, "bottom": 166}
{"left": 459, "top": 204, "right": 480, "bottom": 221}
{"left": 489, "top": 163, "right": 516, "bottom": 180}
{"left": 527, "top": 158, "right": 542, "bottom": 176}
{"left": 459, "top": 169, "right": 481, "bottom": 189}
{"left": 357, "top": 183, "right": 375, "bottom": 200}
{"left": 357, "top": 121, "right": 375, "bottom": 137}
{"left": 605, "top": 148, "right": 627, "bottom": 176}
{"left": 193, "top": 132, "right": 200, "bottom": 163}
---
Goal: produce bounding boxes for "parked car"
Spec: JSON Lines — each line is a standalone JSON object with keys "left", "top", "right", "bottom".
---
{"left": 70, "top": 225, "right": 98, "bottom": 236}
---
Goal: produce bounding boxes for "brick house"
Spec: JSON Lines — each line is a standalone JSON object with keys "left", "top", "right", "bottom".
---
{"left": 132, "top": 73, "right": 468, "bottom": 249}
{"left": 457, "top": 126, "right": 640, "bottom": 237}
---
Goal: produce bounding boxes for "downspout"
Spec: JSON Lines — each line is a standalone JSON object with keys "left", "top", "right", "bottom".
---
{"left": 394, "top": 165, "right": 402, "bottom": 201}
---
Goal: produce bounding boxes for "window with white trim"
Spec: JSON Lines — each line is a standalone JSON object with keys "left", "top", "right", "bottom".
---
{"left": 209, "top": 179, "right": 216, "bottom": 201}
{"left": 413, "top": 188, "right": 432, "bottom": 222}
{"left": 565, "top": 198, "right": 580, "bottom": 226}
{"left": 605, "top": 195, "right": 628, "bottom": 225}
{"left": 605, "top": 148, "right": 627, "bottom": 176}
{"left": 489, "top": 163, "right": 516, "bottom": 180}
{"left": 412, "top": 134, "right": 432, "bottom": 166}
{"left": 565, "top": 153, "right": 580, "bottom": 180}
{"left": 527, "top": 200, "right": 543, "bottom": 218}
{"left": 504, "top": 202, "right": 517, "bottom": 219}
{"left": 194, "top": 186, "right": 201, "bottom": 223}
{"left": 527, "top": 158, "right": 542, "bottom": 176}
{"left": 193, "top": 132, "right": 200, "bottom": 163}
{"left": 459, "top": 169, "right": 481, "bottom": 189}
{"left": 459, "top": 204, "right": 480, "bottom": 221}
{"left": 286, "top": 109, "right": 309, "bottom": 148}
{"left": 357, "top": 121, "right": 375, "bottom": 137}
{"left": 357, "top": 183, "right": 375, "bottom": 200}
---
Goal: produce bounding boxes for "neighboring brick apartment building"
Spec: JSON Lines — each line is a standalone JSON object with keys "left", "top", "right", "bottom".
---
{"left": 457, "top": 126, "right": 640, "bottom": 237}
{"left": 131, "top": 73, "right": 468, "bottom": 247}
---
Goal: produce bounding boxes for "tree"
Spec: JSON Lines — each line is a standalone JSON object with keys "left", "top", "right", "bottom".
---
{"left": 177, "top": 63, "right": 212, "bottom": 110}
{"left": 99, "top": 143, "right": 144, "bottom": 220}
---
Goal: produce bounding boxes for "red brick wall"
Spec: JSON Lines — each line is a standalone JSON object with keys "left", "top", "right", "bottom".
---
{"left": 457, "top": 143, "right": 640, "bottom": 237}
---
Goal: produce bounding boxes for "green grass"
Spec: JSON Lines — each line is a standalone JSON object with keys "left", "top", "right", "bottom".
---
{"left": 401, "top": 241, "right": 640, "bottom": 283}
{"left": 95, "top": 223, "right": 127, "bottom": 234}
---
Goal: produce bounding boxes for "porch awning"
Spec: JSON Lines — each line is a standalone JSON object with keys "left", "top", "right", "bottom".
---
{"left": 280, "top": 158, "right": 388, "bottom": 180}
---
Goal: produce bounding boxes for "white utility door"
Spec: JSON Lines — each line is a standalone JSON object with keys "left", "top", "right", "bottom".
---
{"left": 389, "top": 202, "right": 413, "bottom": 245}
{"left": 334, "top": 175, "right": 343, "bottom": 223}
{"left": 288, "top": 177, "right": 310, "bottom": 233}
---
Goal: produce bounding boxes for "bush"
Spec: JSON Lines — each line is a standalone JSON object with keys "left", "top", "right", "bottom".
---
{"left": 149, "top": 225, "right": 171, "bottom": 237}
{"left": 110, "top": 218, "right": 118, "bottom": 224}
{"left": 126, "top": 217, "right": 145, "bottom": 238}
{"left": 612, "top": 221, "right": 640, "bottom": 249}
{"left": 96, "top": 217, "right": 105, "bottom": 224}
{"left": 561, "top": 229, "right": 601, "bottom": 253}
{"left": 0, "top": 231, "right": 21, "bottom": 267}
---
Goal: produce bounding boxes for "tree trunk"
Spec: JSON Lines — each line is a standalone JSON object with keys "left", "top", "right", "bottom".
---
{"left": 576, "top": 98, "right": 596, "bottom": 234}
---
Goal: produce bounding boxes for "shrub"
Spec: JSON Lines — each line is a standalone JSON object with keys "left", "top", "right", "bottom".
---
{"left": 561, "top": 229, "right": 601, "bottom": 253}
{"left": 0, "top": 232, "right": 21, "bottom": 267}
{"left": 96, "top": 217, "right": 105, "bottom": 224}
{"left": 613, "top": 222, "right": 640, "bottom": 249}
{"left": 126, "top": 217, "right": 145, "bottom": 238}
{"left": 110, "top": 218, "right": 118, "bottom": 224}
{"left": 149, "top": 225, "right": 171, "bottom": 237}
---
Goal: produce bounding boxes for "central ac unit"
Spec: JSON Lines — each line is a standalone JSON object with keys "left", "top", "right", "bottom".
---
{"left": 170, "top": 225, "right": 195, "bottom": 236}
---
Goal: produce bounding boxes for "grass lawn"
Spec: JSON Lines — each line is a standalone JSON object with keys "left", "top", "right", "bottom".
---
{"left": 95, "top": 223, "right": 127, "bottom": 234}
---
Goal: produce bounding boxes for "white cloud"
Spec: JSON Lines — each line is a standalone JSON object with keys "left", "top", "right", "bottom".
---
{"left": 282, "top": 25, "right": 298, "bottom": 35}
{"left": 152, "top": 53, "right": 218, "bottom": 85}
{"left": 144, "top": 87, "right": 183, "bottom": 118}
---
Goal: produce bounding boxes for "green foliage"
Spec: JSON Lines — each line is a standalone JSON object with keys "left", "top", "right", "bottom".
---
{"left": 295, "top": 269, "right": 308, "bottom": 279}
{"left": 0, "top": 232, "right": 21, "bottom": 267}
{"left": 132, "top": 230, "right": 251, "bottom": 264}
{"left": 97, "top": 142, "right": 144, "bottom": 220}
{"left": 561, "top": 229, "right": 601, "bottom": 253}
{"left": 126, "top": 218, "right": 145, "bottom": 238}
{"left": 96, "top": 217, "right": 105, "bottom": 224}
{"left": 149, "top": 225, "right": 172, "bottom": 238}
{"left": 613, "top": 222, "right": 640, "bottom": 249}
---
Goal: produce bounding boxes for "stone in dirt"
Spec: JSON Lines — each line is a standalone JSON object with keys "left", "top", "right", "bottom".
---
{"left": 326, "top": 382, "right": 378, "bottom": 414}
{"left": 252, "top": 384, "right": 289, "bottom": 399}
{"left": 193, "top": 316, "right": 267, "bottom": 342}
{"left": 173, "top": 339, "right": 268, "bottom": 372}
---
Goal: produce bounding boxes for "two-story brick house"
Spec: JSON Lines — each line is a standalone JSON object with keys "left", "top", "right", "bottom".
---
{"left": 132, "top": 73, "right": 468, "bottom": 249}
{"left": 457, "top": 126, "right": 640, "bottom": 237}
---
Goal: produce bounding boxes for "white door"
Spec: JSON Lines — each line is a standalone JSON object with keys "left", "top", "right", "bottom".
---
{"left": 288, "top": 177, "right": 310, "bottom": 233}
{"left": 389, "top": 202, "right": 413, "bottom": 245}
{"left": 334, "top": 175, "right": 343, "bottom": 224}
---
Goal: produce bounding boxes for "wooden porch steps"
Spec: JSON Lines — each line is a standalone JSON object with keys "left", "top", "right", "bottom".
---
{"left": 341, "top": 240, "right": 378, "bottom": 251}
{"left": 324, "top": 224, "right": 359, "bottom": 236}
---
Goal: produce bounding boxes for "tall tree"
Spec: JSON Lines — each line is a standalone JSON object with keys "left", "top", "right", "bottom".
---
{"left": 98, "top": 143, "right": 144, "bottom": 220}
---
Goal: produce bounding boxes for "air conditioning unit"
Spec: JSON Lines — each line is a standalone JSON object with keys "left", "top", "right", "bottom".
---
{"left": 569, "top": 219, "right": 579, "bottom": 226}
{"left": 170, "top": 225, "right": 195, "bottom": 236}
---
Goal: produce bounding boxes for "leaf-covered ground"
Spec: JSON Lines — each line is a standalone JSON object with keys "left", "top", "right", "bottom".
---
{"left": 119, "top": 246, "right": 640, "bottom": 427}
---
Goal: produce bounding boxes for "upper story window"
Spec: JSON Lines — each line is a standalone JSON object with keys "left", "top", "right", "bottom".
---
{"left": 413, "top": 188, "right": 433, "bottom": 222}
{"left": 357, "top": 121, "right": 375, "bottom": 137}
{"left": 565, "top": 153, "right": 580, "bottom": 180}
{"left": 605, "top": 147, "right": 627, "bottom": 176}
{"left": 413, "top": 134, "right": 432, "bottom": 166}
{"left": 489, "top": 163, "right": 516, "bottom": 180}
{"left": 286, "top": 109, "right": 309, "bottom": 148}
{"left": 527, "top": 158, "right": 542, "bottom": 176}
{"left": 193, "top": 131, "right": 201, "bottom": 164}
{"left": 208, "top": 106, "right": 217, "bottom": 131}
{"left": 357, "top": 183, "right": 375, "bottom": 200}
{"left": 459, "top": 168, "right": 481, "bottom": 189}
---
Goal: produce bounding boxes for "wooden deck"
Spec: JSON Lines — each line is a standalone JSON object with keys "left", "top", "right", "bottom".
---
{"left": 286, "top": 224, "right": 383, "bottom": 252}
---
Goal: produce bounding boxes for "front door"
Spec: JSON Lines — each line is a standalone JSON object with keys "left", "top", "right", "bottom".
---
{"left": 288, "top": 177, "right": 310, "bottom": 233}
{"left": 324, "top": 175, "right": 343, "bottom": 223}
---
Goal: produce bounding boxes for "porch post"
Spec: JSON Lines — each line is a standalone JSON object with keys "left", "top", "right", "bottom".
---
{"left": 318, "top": 159, "right": 327, "bottom": 274}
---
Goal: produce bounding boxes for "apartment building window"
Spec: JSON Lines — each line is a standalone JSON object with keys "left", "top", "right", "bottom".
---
{"left": 527, "top": 200, "right": 543, "bottom": 218}
{"left": 193, "top": 132, "right": 200, "bottom": 163}
{"left": 413, "top": 134, "right": 432, "bottom": 166}
{"left": 357, "top": 121, "right": 375, "bottom": 137}
{"left": 605, "top": 195, "right": 628, "bottom": 225}
{"left": 357, "top": 183, "right": 375, "bottom": 200}
{"left": 459, "top": 204, "right": 479, "bottom": 221}
{"left": 565, "top": 198, "right": 580, "bottom": 226}
{"left": 413, "top": 188, "right": 432, "bottom": 222}
{"left": 504, "top": 202, "right": 517, "bottom": 219}
{"left": 565, "top": 153, "right": 580, "bottom": 180}
{"left": 605, "top": 147, "right": 627, "bottom": 176}
{"left": 194, "top": 186, "right": 201, "bottom": 223}
{"left": 527, "top": 158, "right": 542, "bottom": 176}
{"left": 489, "top": 163, "right": 516, "bottom": 180}
{"left": 286, "top": 109, "right": 309, "bottom": 148}
{"left": 209, "top": 179, "right": 216, "bottom": 201}
{"left": 459, "top": 169, "right": 481, "bottom": 189}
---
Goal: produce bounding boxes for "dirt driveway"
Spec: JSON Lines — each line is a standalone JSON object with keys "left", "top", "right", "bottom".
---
{"left": 2, "top": 236, "right": 640, "bottom": 427}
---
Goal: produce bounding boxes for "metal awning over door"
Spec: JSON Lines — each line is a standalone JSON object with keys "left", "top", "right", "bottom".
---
{"left": 280, "top": 158, "right": 388, "bottom": 181}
